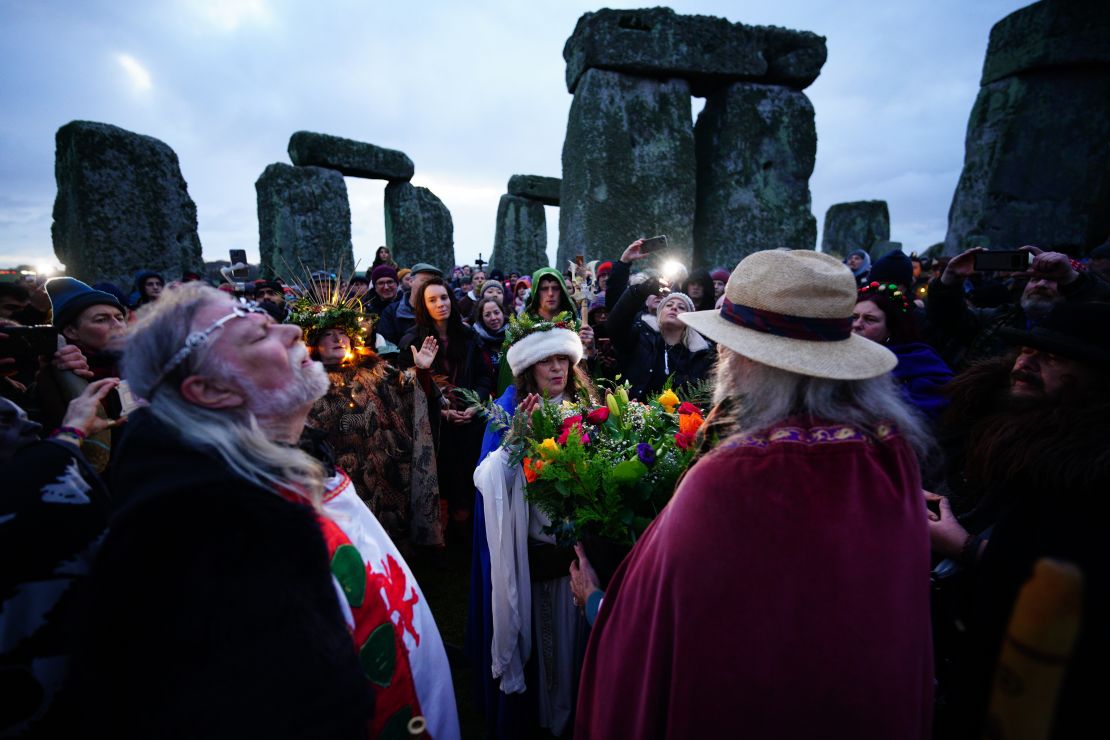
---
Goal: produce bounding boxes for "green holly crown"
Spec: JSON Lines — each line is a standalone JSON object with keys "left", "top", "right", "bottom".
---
{"left": 504, "top": 310, "right": 581, "bottom": 348}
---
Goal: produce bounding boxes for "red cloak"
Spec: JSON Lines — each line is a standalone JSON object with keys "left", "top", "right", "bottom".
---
{"left": 575, "top": 420, "right": 934, "bottom": 739}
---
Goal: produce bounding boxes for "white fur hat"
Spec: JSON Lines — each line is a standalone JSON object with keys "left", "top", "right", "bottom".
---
{"left": 506, "top": 326, "right": 584, "bottom": 377}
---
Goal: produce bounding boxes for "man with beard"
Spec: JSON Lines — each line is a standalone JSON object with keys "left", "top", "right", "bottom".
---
{"left": 65, "top": 284, "right": 373, "bottom": 739}
{"left": 252, "top": 279, "right": 288, "bottom": 321}
{"left": 925, "top": 301, "right": 1110, "bottom": 738}
{"left": 927, "top": 246, "right": 1110, "bottom": 371}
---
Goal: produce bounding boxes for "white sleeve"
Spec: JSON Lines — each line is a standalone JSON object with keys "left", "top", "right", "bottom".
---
{"left": 474, "top": 448, "right": 530, "bottom": 694}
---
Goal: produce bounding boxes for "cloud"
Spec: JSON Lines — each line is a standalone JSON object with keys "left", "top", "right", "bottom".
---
{"left": 116, "top": 53, "right": 153, "bottom": 93}
{"left": 184, "top": 0, "right": 272, "bottom": 32}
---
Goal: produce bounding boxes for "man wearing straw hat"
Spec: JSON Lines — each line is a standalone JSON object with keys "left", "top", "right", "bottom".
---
{"left": 575, "top": 250, "right": 935, "bottom": 739}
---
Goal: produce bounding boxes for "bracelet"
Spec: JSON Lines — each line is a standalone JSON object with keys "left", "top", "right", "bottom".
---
{"left": 51, "top": 426, "right": 88, "bottom": 441}
{"left": 959, "top": 532, "right": 983, "bottom": 566}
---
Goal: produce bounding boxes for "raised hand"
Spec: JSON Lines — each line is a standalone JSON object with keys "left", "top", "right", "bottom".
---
{"left": 940, "top": 247, "right": 986, "bottom": 287}
{"left": 61, "top": 377, "right": 123, "bottom": 437}
{"left": 53, "top": 344, "right": 94, "bottom": 379}
{"left": 411, "top": 336, "right": 439, "bottom": 370}
{"left": 620, "top": 239, "right": 651, "bottom": 264}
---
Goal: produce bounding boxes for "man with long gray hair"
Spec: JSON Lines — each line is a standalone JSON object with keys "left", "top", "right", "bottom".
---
{"left": 576, "top": 250, "right": 935, "bottom": 739}
{"left": 66, "top": 283, "right": 372, "bottom": 739}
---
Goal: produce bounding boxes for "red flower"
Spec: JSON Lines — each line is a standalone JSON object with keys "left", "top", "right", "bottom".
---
{"left": 674, "top": 432, "right": 693, "bottom": 450}
{"left": 560, "top": 414, "right": 583, "bottom": 431}
{"left": 585, "top": 407, "right": 610, "bottom": 424}
{"left": 557, "top": 422, "right": 590, "bottom": 446}
{"left": 677, "top": 402, "right": 700, "bottom": 415}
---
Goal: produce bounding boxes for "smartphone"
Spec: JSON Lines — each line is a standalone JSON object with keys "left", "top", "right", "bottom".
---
{"left": 973, "top": 250, "right": 1031, "bottom": 272}
{"left": 229, "top": 249, "right": 249, "bottom": 278}
{"left": 116, "top": 379, "right": 143, "bottom": 415}
{"left": 640, "top": 235, "right": 668, "bottom": 254}
{"left": 0, "top": 325, "right": 59, "bottom": 358}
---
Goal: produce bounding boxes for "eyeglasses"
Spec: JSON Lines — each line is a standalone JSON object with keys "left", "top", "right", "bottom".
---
{"left": 149, "top": 301, "right": 270, "bottom": 392}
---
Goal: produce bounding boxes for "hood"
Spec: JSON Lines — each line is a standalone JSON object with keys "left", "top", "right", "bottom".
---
{"left": 525, "top": 267, "right": 575, "bottom": 316}
{"left": 845, "top": 250, "right": 872, "bottom": 278}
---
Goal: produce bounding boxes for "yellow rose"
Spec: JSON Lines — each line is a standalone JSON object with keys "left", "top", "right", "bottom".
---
{"left": 538, "top": 437, "right": 560, "bottom": 459}
{"left": 657, "top": 389, "right": 680, "bottom": 413}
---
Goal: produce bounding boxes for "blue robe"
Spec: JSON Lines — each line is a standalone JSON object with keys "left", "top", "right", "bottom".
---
{"left": 465, "top": 385, "right": 534, "bottom": 737}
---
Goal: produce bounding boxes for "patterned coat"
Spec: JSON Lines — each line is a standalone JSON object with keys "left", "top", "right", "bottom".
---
{"left": 307, "top": 354, "right": 442, "bottom": 547}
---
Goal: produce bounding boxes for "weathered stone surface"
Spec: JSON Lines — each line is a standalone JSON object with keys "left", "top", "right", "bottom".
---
{"left": 821, "top": 201, "right": 890, "bottom": 256}
{"left": 51, "top": 121, "right": 202, "bottom": 286}
{"left": 693, "top": 83, "right": 816, "bottom": 267}
{"left": 563, "top": 7, "right": 827, "bottom": 95}
{"left": 384, "top": 182, "right": 455, "bottom": 270}
{"left": 981, "top": 0, "right": 1110, "bottom": 86}
{"left": 559, "top": 69, "right": 695, "bottom": 266}
{"left": 288, "top": 131, "right": 414, "bottom": 181}
{"left": 489, "top": 194, "right": 548, "bottom": 274}
{"left": 868, "top": 240, "right": 903, "bottom": 262}
{"left": 945, "top": 69, "right": 1110, "bottom": 255}
{"left": 256, "top": 163, "right": 354, "bottom": 277}
{"left": 507, "top": 175, "right": 561, "bottom": 206}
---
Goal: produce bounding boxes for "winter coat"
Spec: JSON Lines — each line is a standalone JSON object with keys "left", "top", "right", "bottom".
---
{"left": 608, "top": 277, "right": 715, "bottom": 400}
{"left": 376, "top": 296, "right": 417, "bottom": 345}
{"left": 890, "top": 341, "right": 953, "bottom": 420}
{"left": 66, "top": 408, "right": 372, "bottom": 739}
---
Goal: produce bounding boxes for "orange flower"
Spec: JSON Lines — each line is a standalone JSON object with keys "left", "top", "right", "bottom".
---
{"left": 679, "top": 411, "right": 704, "bottom": 436}
{"left": 523, "top": 457, "right": 544, "bottom": 483}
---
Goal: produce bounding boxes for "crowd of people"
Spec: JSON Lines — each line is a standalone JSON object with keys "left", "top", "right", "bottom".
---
{"left": 1, "top": 235, "right": 1107, "bottom": 738}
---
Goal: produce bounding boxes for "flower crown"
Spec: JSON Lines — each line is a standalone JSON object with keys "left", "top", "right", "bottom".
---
{"left": 287, "top": 297, "right": 375, "bottom": 347}
{"left": 858, "top": 281, "right": 911, "bottom": 313}
{"left": 504, "top": 310, "right": 581, "bottom": 348}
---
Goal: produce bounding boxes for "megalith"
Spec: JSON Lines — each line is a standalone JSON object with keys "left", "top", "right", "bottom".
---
{"left": 694, "top": 83, "right": 817, "bottom": 266}
{"left": 559, "top": 68, "right": 696, "bottom": 266}
{"left": 821, "top": 201, "right": 891, "bottom": 257}
{"left": 384, "top": 182, "right": 455, "bottom": 270}
{"left": 508, "top": 175, "right": 561, "bottom": 206}
{"left": 945, "top": 0, "right": 1110, "bottom": 255}
{"left": 51, "top": 121, "right": 203, "bottom": 286}
{"left": 287, "top": 131, "right": 414, "bottom": 181}
{"left": 560, "top": 7, "right": 827, "bottom": 269}
{"left": 255, "top": 163, "right": 354, "bottom": 277}
{"left": 490, "top": 194, "right": 548, "bottom": 274}
{"left": 563, "top": 7, "right": 827, "bottom": 95}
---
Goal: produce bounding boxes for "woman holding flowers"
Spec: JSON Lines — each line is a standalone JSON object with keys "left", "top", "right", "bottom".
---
{"left": 466, "top": 311, "right": 595, "bottom": 739}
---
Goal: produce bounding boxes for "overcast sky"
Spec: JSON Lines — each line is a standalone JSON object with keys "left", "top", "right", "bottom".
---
{"left": 0, "top": 0, "right": 1030, "bottom": 274}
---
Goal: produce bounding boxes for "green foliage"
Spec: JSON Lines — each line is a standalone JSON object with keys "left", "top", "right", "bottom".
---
{"left": 495, "top": 381, "right": 705, "bottom": 546}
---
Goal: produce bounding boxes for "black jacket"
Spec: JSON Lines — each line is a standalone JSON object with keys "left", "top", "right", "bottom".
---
{"left": 608, "top": 279, "right": 715, "bottom": 401}
{"left": 66, "top": 409, "right": 372, "bottom": 740}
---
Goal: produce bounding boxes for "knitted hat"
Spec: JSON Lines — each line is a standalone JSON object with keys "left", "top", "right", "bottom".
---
{"left": 47, "top": 277, "right": 125, "bottom": 329}
{"left": 253, "top": 279, "right": 284, "bottom": 294}
{"left": 91, "top": 282, "right": 130, "bottom": 310}
{"left": 348, "top": 274, "right": 370, "bottom": 286}
{"left": 370, "top": 264, "right": 399, "bottom": 284}
{"left": 596, "top": 261, "right": 613, "bottom": 277}
{"left": 710, "top": 268, "right": 730, "bottom": 283}
{"left": 397, "top": 268, "right": 412, "bottom": 282}
{"left": 658, "top": 291, "right": 695, "bottom": 316}
{"left": 505, "top": 311, "right": 583, "bottom": 377}
{"left": 869, "top": 249, "right": 913, "bottom": 289}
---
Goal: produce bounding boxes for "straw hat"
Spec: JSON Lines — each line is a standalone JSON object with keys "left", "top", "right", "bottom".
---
{"left": 679, "top": 250, "right": 896, "bottom": 380}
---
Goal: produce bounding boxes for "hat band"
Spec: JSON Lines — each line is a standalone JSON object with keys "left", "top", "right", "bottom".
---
{"left": 720, "top": 298, "right": 852, "bottom": 342}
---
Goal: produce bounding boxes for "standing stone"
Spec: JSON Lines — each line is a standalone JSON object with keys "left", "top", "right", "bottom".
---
{"left": 563, "top": 7, "right": 827, "bottom": 95}
{"left": 51, "top": 121, "right": 202, "bottom": 286}
{"left": 559, "top": 68, "right": 696, "bottom": 266}
{"left": 507, "top": 175, "right": 561, "bottom": 206}
{"left": 490, "top": 194, "right": 548, "bottom": 274}
{"left": 256, "top": 163, "right": 354, "bottom": 277}
{"left": 287, "top": 131, "right": 414, "bottom": 181}
{"left": 693, "top": 82, "right": 817, "bottom": 267}
{"left": 868, "top": 240, "right": 903, "bottom": 262}
{"left": 384, "top": 182, "right": 455, "bottom": 270}
{"left": 945, "top": 0, "right": 1110, "bottom": 255}
{"left": 821, "top": 201, "right": 891, "bottom": 256}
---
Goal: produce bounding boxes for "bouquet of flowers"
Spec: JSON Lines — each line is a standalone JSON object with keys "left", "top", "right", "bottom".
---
{"left": 470, "top": 381, "right": 706, "bottom": 549}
